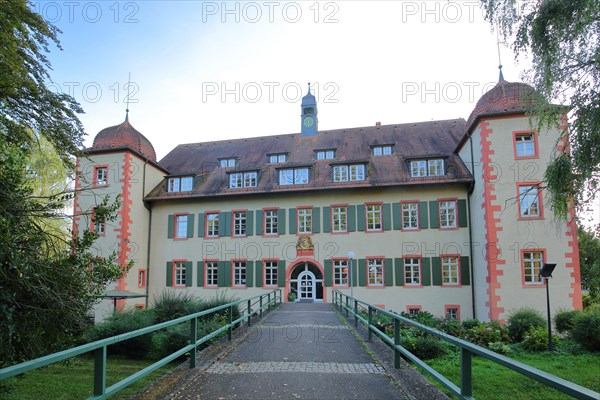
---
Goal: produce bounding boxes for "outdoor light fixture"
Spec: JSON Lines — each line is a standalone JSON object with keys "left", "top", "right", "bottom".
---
{"left": 348, "top": 251, "right": 355, "bottom": 298}
{"left": 540, "top": 263, "right": 557, "bottom": 351}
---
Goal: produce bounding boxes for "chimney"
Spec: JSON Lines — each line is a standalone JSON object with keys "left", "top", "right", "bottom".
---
{"left": 375, "top": 122, "right": 381, "bottom": 127}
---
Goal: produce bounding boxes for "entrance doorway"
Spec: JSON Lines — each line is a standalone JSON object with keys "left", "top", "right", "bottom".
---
{"left": 289, "top": 262, "right": 323, "bottom": 302}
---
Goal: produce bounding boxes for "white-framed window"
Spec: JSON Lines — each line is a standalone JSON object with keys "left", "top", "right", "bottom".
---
{"left": 205, "top": 261, "right": 218, "bottom": 287}
{"left": 92, "top": 208, "right": 105, "bottom": 235}
{"left": 333, "top": 165, "right": 348, "bottom": 182}
{"left": 174, "top": 262, "right": 186, "bottom": 287}
{"left": 350, "top": 165, "right": 366, "bottom": 181}
{"left": 316, "top": 150, "right": 335, "bottom": 160}
{"left": 279, "top": 168, "right": 309, "bottom": 185}
{"left": 410, "top": 159, "right": 445, "bottom": 177}
{"left": 408, "top": 307, "right": 421, "bottom": 316}
{"left": 175, "top": 214, "right": 188, "bottom": 239}
{"left": 332, "top": 206, "right": 347, "bottom": 232}
{"left": 439, "top": 200, "right": 457, "bottom": 228}
{"left": 95, "top": 166, "right": 108, "bottom": 186}
{"left": 366, "top": 204, "right": 382, "bottom": 231}
{"left": 402, "top": 202, "right": 418, "bottom": 229}
{"left": 233, "top": 211, "right": 246, "bottom": 236}
{"left": 410, "top": 160, "right": 427, "bottom": 177}
{"left": 519, "top": 185, "right": 541, "bottom": 218}
{"left": 219, "top": 158, "right": 237, "bottom": 167}
{"left": 233, "top": 261, "right": 246, "bottom": 286}
{"left": 428, "top": 159, "right": 444, "bottom": 176}
{"left": 523, "top": 251, "right": 544, "bottom": 284}
{"left": 229, "top": 172, "right": 258, "bottom": 188}
{"left": 206, "top": 213, "right": 219, "bottom": 237}
{"left": 138, "top": 270, "right": 146, "bottom": 288}
{"left": 168, "top": 176, "right": 193, "bottom": 192}
{"left": 368, "top": 258, "right": 384, "bottom": 286}
{"left": 334, "top": 259, "right": 349, "bottom": 286}
{"left": 404, "top": 258, "right": 421, "bottom": 286}
{"left": 297, "top": 208, "right": 312, "bottom": 234}
{"left": 264, "top": 209, "right": 278, "bottom": 235}
{"left": 515, "top": 133, "right": 536, "bottom": 157}
{"left": 333, "top": 164, "right": 366, "bottom": 182}
{"left": 446, "top": 307, "right": 459, "bottom": 320}
{"left": 442, "top": 256, "right": 459, "bottom": 285}
{"left": 264, "top": 260, "right": 278, "bottom": 286}
{"left": 373, "top": 145, "right": 393, "bottom": 156}
{"left": 269, "top": 154, "right": 287, "bottom": 163}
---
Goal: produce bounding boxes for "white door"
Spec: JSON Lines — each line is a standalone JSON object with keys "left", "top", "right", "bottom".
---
{"left": 297, "top": 270, "right": 316, "bottom": 300}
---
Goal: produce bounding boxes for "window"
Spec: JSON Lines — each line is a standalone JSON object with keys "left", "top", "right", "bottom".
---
{"left": 442, "top": 256, "right": 459, "bottom": 285}
{"left": 519, "top": 184, "right": 542, "bottom": 218}
{"left": 174, "top": 262, "right": 186, "bottom": 287}
{"left": 205, "top": 261, "right": 218, "bottom": 287}
{"left": 94, "top": 166, "right": 108, "bottom": 186}
{"left": 220, "top": 158, "right": 237, "bottom": 167}
{"left": 523, "top": 251, "right": 544, "bottom": 284}
{"left": 138, "top": 270, "right": 146, "bottom": 288}
{"left": 264, "top": 209, "right": 278, "bottom": 235}
{"left": 206, "top": 213, "right": 219, "bottom": 237}
{"left": 366, "top": 204, "right": 382, "bottom": 231}
{"left": 368, "top": 258, "right": 384, "bottom": 286}
{"left": 515, "top": 132, "right": 537, "bottom": 158}
{"left": 334, "top": 259, "right": 349, "bottom": 286}
{"left": 269, "top": 154, "right": 287, "bottom": 163}
{"left": 407, "top": 306, "right": 422, "bottom": 316}
{"left": 445, "top": 306, "right": 459, "bottom": 320}
{"left": 333, "top": 164, "right": 366, "bottom": 182}
{"left": 332, "top": 206, "right": 347, "bottom": 233}
{"left": 404, "top": 258, "right": 421, "bottom": 286}
{"left": 373, "top": 145, "right": 393, "bottom": 156}
{"left": 279, "top": 168, "right": 309, "bottom": 185}
{"left": 410, "top": 159, "right": 445, "bottom": 177}
{"left": 233, "top": 211, "right": 246, "bottom": 237}
{"left": 168, "top": 176, "right": 193, "bottom": 192}
{"left": 439, "top": 200, "right": 457, "bottom": 228}
{"left": 91, "top": 208, "right": 105, "bottom": 235}
{"left": 174, "top": 214, "right": 188, "bottom": 239}
{"left": 402, "top": 202, "right": 419, "bottom": 230}
{"left": 234, "top": 261, "right": 246, "bottom": 286}
{"left": 316, "top": 150, "right": 335, "bottom": 160}
{"left": 229, "top": 172, "right": 258, "bottom": 188}
{"left": 264, "top": 261, "right": 278, "bottom": 286}
{"left": 297, "top": 208, "right": 312, "bottom": 234}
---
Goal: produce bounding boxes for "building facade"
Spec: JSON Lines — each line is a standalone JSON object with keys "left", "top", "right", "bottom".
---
{"left": 74, "top": 80, "right": 583, "bottom": 322}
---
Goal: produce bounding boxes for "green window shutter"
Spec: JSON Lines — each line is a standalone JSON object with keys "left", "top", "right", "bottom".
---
{"left": 166, "top": 262, "right": 173, "bottom": 287}
{"left": 198, "top": 213, "right": 205, "bottom": 237}
{"left": 458, "top": 199, "right": 468, "bottom": 228}
{"left": 461, "top": 256, "right": 471, "bottom": 285}
{"left": 323, "top": 207, "right": 331, "bottom": 233}
{"left": 394, "top": 258, "right": 404, "bottom": 286}
{"left": 246, "top": 210, "right": 254, "bottom": 236}
{"left": 187, "top": 215, "right": 195, "bottom": 238}
{"left": 246, "top": 261, "right": 254, "bottom": 287}
{"left": 422, "top": 258, "right": 431, "bottom": 286}
{"left": 278, "top": 260, "right": 286, "bottom": 287}
{"left": 350, "top": 259, "right": 358, "bottom": 286}
{"left": 356, "top": 204, "right": 366, "bottom": 231}
{"left": 358, "top": 259, "right": 367, "bottom": 287}
{"left": 255, "top": 210, "right": 263, "bottom": 235}
{"left": 392, "top": 203, "right": 401, "bottom": 230}
{"left": 313, "top": 207, "right": 321, "bottom": 233}
{"left": 432, "top": 257, "right": 442, "bottom": 286}
{"left": 324, "top": 259, "right": 333, "bottom": 287}
{"left": 288, "top": 209, "right": 296, "bottom": 234}
{"left": 383, "top": 203, "right": 392, "bottom": 231}
{"left": 256, "top": 262, "right": 263, "bottom": 287}
{"left": 185, "top": 261, "right": 193, "bottom": 287}
{"left": 219, "top": 212, "right": 231, "bottom": 237}
{"left": 197, "top": 261, "right": 204, "bottom": 287}
{"left": 348, "top": 205, "right": 357, "bottom": 232}
{"left": 278, "top": 208, "right": 286, "bottom": 234}
{"left": 218, "top": 261, "right": 230, "bottom": 287}
{"left": 167, "top": 215, "right": 174, "bottom": 239}
{"left": 384, "top": 258, "right": 393, "bottom": 286}
{"left": 419, "top": 202, "right": 429, "bottom": 229}
{"left": 224, "top": 262, "right": 232, "bottom": 287}
{"left": 429, "top": 201, "right": 439, "bottom": 229}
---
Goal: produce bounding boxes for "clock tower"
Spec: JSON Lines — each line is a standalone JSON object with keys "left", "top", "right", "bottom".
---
{"left": 300, "top": 83, "right": 317, "bottom": 136}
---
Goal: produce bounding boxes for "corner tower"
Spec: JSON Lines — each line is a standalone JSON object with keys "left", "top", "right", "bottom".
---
{"left": 300, "top": 83, "right": 317, "bottom": 136}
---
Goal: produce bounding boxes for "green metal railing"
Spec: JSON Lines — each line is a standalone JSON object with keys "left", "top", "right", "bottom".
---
{"left": 332, "top": 290, "right": 598, "bottom": 400}
{"left": 0, "top": 289, "right": 282, "bottom": 399}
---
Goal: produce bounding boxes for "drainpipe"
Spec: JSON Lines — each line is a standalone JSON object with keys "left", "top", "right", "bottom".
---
{"left": 467, "top": 133, "right": 476, "bottom": 320}
{"left": 142, "top": 161, "right": 153, "bottom": 308}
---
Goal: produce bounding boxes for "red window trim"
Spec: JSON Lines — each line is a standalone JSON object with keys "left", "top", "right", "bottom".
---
{"left": 406, "top": 305, "right": 423, "bottom": 314}
{"left": 366, "top": 256, "right": 385, "bottom": 288}
{"left": 173, "top": 212, "right": 189, "bottom": 240}
{"left": 437, "top": 198, "right": 459, "bottom": 230}
{"left": 440, "top": 254, "right": 462, "bottom": 287}
{"left": 516, "top": 182, "right": 544, "bottom": 220}
{"left": 231, "top": 209, "right": 248, "bottom": 238}
{"left": 204, "top": 210, "right": 220, "bottom": 239}
{"left": 231, "top": 258, "right": 248, "bottom": 288}
{"left": 172, "top": 259, "right": 188, "bottom": 288}
{"left": 365, "top": 202, "right": 384, "bottom": 233}
{"left": 203, "top": 259, "right": 219, "bottom": 288}
{"left": 513, "top": 130, "right": 539, "bottom": 160}
{"left": 330, "top": 203, "right": 349, "bottom": 234}
{"left": 400, "top": 200, "right": 421, "bottom": 231}
{"left": 332, "top": 257, "right": 350, "bottom": 288}
{"left": 403, "top": 255, "right": 423, "bottom": 288}
{"left": 444, "top": 304, "right": 461, "bottom": 321}
{"left": 90, "top": 208, "right": 106, "bottom": 237}
{"left": 296, "top": 206, "right": 314, "bottom": 235}
{"left": 93, "top": 164, "right": 109, "bottom": 188}
{"left": 262, "top": 208, "right": 280, "bottom": 237}
{"left": 262, "top": 258, "right": 279, "bottom": 288}
{"left": 138, "top": 269, "right": 147, "bottom": 288}
{"left": 520, "top": 248, "right": 546, "bottom": 288}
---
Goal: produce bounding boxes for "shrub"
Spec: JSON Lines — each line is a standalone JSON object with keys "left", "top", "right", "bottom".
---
{"left": 400, "top": 334, "right": 447, "bottom": 360}
{"left": 571, "top": 310, "right": 600, "bottom": 352}
{"left": 507, "top": 307, "right": 545, "bottom": 343}
{"left": 521, "top": 326, "right": 549, "bottom": 352}
{"left": 461, "top": 319, "right": 481, "bottom": 330}
{"left": 152, "top": 290, "right": 205, "bottom": 323}
{"left": 488, "top": 341, "right": 512, "bottom": 355}
{"left": 554, "top": 309, "right": 580, "bottom": 335}
{"left": 438, "top": 317, "right": 462, "bottom": 337}
{"left": 464, "top": 321, "right": 509, "bottom": 348}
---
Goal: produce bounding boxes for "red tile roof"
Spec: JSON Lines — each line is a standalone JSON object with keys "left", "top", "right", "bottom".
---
{"left": 92, "top": 119, "right": 157, "bottom": 161}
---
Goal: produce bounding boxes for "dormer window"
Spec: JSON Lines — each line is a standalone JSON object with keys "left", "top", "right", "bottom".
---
{"left": 316, "top": 150, "right": 335, "bottom": 160}
{"left": 279, "top": 167, "right": 309, "bottom": 185}
{"left": 269, "top": 153, "right": 287, "bottom": 163}
{"left": 229, "top": 171, "right": 258, "bottom": 188}
{"left": 219, "top": 158, "right": 237, "bottom": 168}
{"left": 409, "top": 159, "right": 445, "bottom": 177}
{"left": 333, "top": 164, "right": 366, "bottom": 182}
{"left": 372, "top": 145, "right": 393, "bottom": 156}
{"left": 167, "top": 176, "right": 194, "bottom": 192}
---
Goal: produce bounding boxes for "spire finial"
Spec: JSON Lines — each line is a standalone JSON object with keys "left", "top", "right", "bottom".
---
{"left": 307, "top": 81, "right": 311, "bottom": 94}
{"left": 125, "top": 72, "right": 131, "bottom": 122}
{"left": 496, "top": 27, "right": 506, "bottom": 82}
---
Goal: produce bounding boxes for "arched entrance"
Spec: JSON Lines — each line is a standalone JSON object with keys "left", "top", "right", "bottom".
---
{"left": 289, "top": 262, "right": 324, "bottom": 302}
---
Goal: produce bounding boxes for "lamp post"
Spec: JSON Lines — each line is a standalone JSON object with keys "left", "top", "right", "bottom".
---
{"left": 348, "top": 251, "right": 355, "bottom": 299}
{"left": 540, "top": 263, "right": 557, "bottom": 351}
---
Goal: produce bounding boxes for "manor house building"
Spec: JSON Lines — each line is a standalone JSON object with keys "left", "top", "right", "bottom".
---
{"left": 74, "top": 78, "right": 583, "bottom": 322}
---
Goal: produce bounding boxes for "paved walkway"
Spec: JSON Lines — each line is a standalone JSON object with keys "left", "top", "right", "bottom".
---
{"left": 158, "top": 302, "right": 447, "bottom": 400}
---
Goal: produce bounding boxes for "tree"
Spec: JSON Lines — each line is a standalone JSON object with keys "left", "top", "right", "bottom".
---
{"left": 480, "top": 0, "right": 600, "bottom": 219}
{"left": 0, "top": 1, "right": 124, "bottom": 366}
{"left": 578, "top": 226, "right": 600, "bottom": 300}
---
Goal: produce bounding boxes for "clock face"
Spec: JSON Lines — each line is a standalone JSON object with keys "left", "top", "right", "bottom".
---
{"left": 303, "top": 116, "right": 314, "bottom": 128}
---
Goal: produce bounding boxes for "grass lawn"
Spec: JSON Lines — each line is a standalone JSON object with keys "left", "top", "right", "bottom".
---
{"left": 425, "top": 351, "right": 600, "bottom": 399}
{"left": 0, "top": 356, "right": 177, "bottom": 400}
